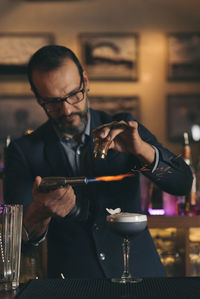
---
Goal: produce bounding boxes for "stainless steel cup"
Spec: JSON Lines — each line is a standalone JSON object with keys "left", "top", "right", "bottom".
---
{"left": 0, "top": 204, "right": 23, "bottom": 291}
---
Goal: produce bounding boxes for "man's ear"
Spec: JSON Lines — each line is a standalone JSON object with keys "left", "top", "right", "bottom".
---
{"left": 83, "top": 70, "right": 90, "bottom": 92}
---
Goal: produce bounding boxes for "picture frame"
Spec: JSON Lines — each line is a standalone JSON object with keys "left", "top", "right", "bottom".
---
{"left": 89, "top": 96, "right": 140, "bottom": 120}
{"left": 79, "top": 33, "right": 138, "bottom": 81}
{"left": 0, "top": 33, "right": 54, "bottom": 74}
{"left": 26, "top": 0, "right": 86, "bottom": 1}
{"left": 167, "top": 94, "right": 200, "bottom": 142}
{"left": 0, "top": 95, "right": 47, "bottom": 138}
{"left": 167, "top": 33, "right": 200, "bottom": 81}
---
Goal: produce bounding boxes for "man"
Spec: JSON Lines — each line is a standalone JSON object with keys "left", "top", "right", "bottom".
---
{"left": 4, "top": 45, "right": 193, "bottom": 278}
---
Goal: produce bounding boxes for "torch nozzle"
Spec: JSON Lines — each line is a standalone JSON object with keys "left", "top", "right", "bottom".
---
{"left": 38, "top": 176, "right": 88, "bottom": 193}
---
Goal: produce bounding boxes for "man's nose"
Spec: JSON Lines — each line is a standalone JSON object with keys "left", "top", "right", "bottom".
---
{"left": 61, "top": 100, "right": 72, "bottom": 115}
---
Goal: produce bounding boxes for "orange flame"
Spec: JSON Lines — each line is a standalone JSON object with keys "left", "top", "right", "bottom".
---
{"left": 95, "top": 173, "right": 134, "bottom": 182}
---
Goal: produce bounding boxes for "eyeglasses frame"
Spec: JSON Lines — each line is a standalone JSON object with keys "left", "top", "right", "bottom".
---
{"left": 36, "top": 79, "right": 86, "bottom": 111}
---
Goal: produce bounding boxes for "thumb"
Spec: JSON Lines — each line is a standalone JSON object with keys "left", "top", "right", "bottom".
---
{"left": 32, "top": 176, "right": 42, "bottom": 196}
{"left": 127, "top": 121, "right": 138, "bottom": 129}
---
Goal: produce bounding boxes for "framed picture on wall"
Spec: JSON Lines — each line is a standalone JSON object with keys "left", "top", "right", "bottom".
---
{"left": 0, "top": 33, "right": 54, "bottom": 74}
{"left": 89, "top": 96, "right": 140, "bottom": 120}
{"left": 26, "top": 0, "right": 85, "bottom": 1}
{"left": 167, "top": 94, "right": 200, "bottom": 142}
{"left": 79, "top": 33, "right": 138, "bottom": 81}
{"left": 0, "top": 95, "right": 47, "bottom": 138}
{"left": 167, "top": 33, "right": 200, "bottom": 81}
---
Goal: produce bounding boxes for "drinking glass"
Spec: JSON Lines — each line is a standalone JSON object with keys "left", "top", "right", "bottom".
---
{"left": 93, "top": 137, "right": 112, "bottom": 160}
{"left": 107, "top": 212, "right": 147, "bottom": 283}
{"left": 0, "top": 204, "right": 23, "bottom": 291}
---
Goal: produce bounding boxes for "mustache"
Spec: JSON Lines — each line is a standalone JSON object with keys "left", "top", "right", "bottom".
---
{"left": 58, "top": 112, "right": 83, "bottom": 121}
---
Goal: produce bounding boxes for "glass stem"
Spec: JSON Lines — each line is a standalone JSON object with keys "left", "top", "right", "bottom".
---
{"left": 121, "top": 237, "right": 131, "bottom": 279}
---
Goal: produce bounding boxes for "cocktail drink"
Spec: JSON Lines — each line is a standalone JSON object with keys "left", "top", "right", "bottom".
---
{"left": 106, "top": 212, "right": 147, "bottom": 283}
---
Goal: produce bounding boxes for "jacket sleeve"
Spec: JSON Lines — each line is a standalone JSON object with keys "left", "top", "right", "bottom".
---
{"left": 137, "top": 122, "right": 193, "bottom": 196}
{"left": 4, "top": 139, "right": 89, "bottom": 221}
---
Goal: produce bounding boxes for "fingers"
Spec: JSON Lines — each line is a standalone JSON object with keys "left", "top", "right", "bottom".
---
{"left": 59, "top": 184, "right": 75, "bottom": 201}
{"left": 107, "top": 121, "right": 128, "bottom": 141}
{"left": 47, "top": 186, "right": 76, "bottom": 217}
{"left": 93, "top": 120, "right": 138, "bottom": 142}
{"left": 93, "top": 120, "right": 130, "bottom": 140}
{"left": 33, "top": 176, "right": 74, "bottom": 201}
{"left": 96, "top": 126, "right": 111, "bottom": 139}
{"left": 32, "top": 176, "right": 76, "bottom": 218}
{"left": 127, "top": 120, "right": 138, "bottom": 130}
{"left": 92, "top": 120, "right": 140, "bottom": 154}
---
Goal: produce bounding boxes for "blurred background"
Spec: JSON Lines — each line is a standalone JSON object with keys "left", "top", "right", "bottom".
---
{"left": 0, "top": 0, "right": 200, "bottom": 279}
{"left": 0, "top": 0, "right": 200, "bottom": 158}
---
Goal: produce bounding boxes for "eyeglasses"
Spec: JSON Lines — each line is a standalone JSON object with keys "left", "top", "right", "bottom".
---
{"left": 38, "top": 82, "right": 85, "bottom": 112}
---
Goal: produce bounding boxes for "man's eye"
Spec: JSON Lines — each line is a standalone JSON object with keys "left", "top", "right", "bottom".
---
{"left": 47, "top": 99, "right": 60, "bottom": 104}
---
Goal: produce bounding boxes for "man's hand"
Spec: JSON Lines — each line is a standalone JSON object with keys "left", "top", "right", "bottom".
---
{"left": 92, "top": 120, "right": 155, "bottom": 165}
{"left": 32, "top": 176, "right": 76, "bottom": 218}
{"left": 23, "top": 176, "right": 76, "bottom": 241}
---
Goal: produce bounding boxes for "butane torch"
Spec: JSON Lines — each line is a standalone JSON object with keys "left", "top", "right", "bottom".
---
{"left": 38, "top": 173, "right": 134, "bottom": 193}
{"left": 38, "top": 176, "right": 91, "bottom": 193}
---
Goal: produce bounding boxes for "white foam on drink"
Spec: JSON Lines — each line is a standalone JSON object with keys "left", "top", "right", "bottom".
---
{"left": 107, "top": 212, "right": 147, "bottom": 222}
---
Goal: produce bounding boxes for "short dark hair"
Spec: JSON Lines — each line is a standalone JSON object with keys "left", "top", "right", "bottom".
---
{"left": 27, "top": 45, "right": 83, "bottom": 95}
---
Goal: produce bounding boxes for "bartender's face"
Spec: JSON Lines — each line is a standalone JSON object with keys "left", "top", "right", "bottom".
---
{"left": 32, "top": 58, "right": 89, "bottom": 137}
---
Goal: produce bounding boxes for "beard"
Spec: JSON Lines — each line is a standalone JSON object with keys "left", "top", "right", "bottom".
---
{"left": 48, "top": 100, "right": 89, "bottom": 136}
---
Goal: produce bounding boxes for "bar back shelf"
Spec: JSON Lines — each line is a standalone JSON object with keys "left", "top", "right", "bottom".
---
{"left": 148, "top": 215, "right": 200, "bottom": 276}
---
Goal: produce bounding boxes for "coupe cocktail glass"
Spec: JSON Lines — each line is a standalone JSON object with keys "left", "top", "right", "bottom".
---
{"left": 106, "top": 212, "right": 147, "bottom": 283}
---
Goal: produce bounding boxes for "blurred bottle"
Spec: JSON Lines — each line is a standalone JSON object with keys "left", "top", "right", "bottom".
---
{"left": 0, "top": 136, "right": 11, "bottom": 204}
{"left": 149, "top": 182, "right": 163, "bottom": 209}
{"left": 162, "top": 192, "right": 178, "bottom": 215}
{"left": 140, "top": 174, "right": 151, "bottom": 214}
{"left": 177, "top": 132, "right": 197, "bottom": 216}
{"left": 140, "top": 175, "right": 164, "bottom": 215}
{"left": 194, "top": 155, "right": 200, "bottom": 215}
{"left": 148, "top": 182, "right": 165, "bottom": 215}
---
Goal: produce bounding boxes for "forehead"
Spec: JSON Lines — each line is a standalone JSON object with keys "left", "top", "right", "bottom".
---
{"left": 32, "top": 59, "right": 81, "bottom": 97}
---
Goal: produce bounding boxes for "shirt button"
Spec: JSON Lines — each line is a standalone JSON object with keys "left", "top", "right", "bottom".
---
{"left": 93, "top": 223, "right": 99, "bottom": 231}
{"left": 63, "top": 136, "right": 69, "bottom": 141}
{"left": 99, "top": 253, "right": 105, "bottom": 261}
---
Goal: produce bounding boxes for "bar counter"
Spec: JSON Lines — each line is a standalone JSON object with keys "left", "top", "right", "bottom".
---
{"left": 1, "top": 277, "right": 200, "bottom": 299}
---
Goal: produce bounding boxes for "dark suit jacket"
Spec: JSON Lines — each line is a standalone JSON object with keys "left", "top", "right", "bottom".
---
{"left": 4, "top": 109, "right": 193, "bottom": 278}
